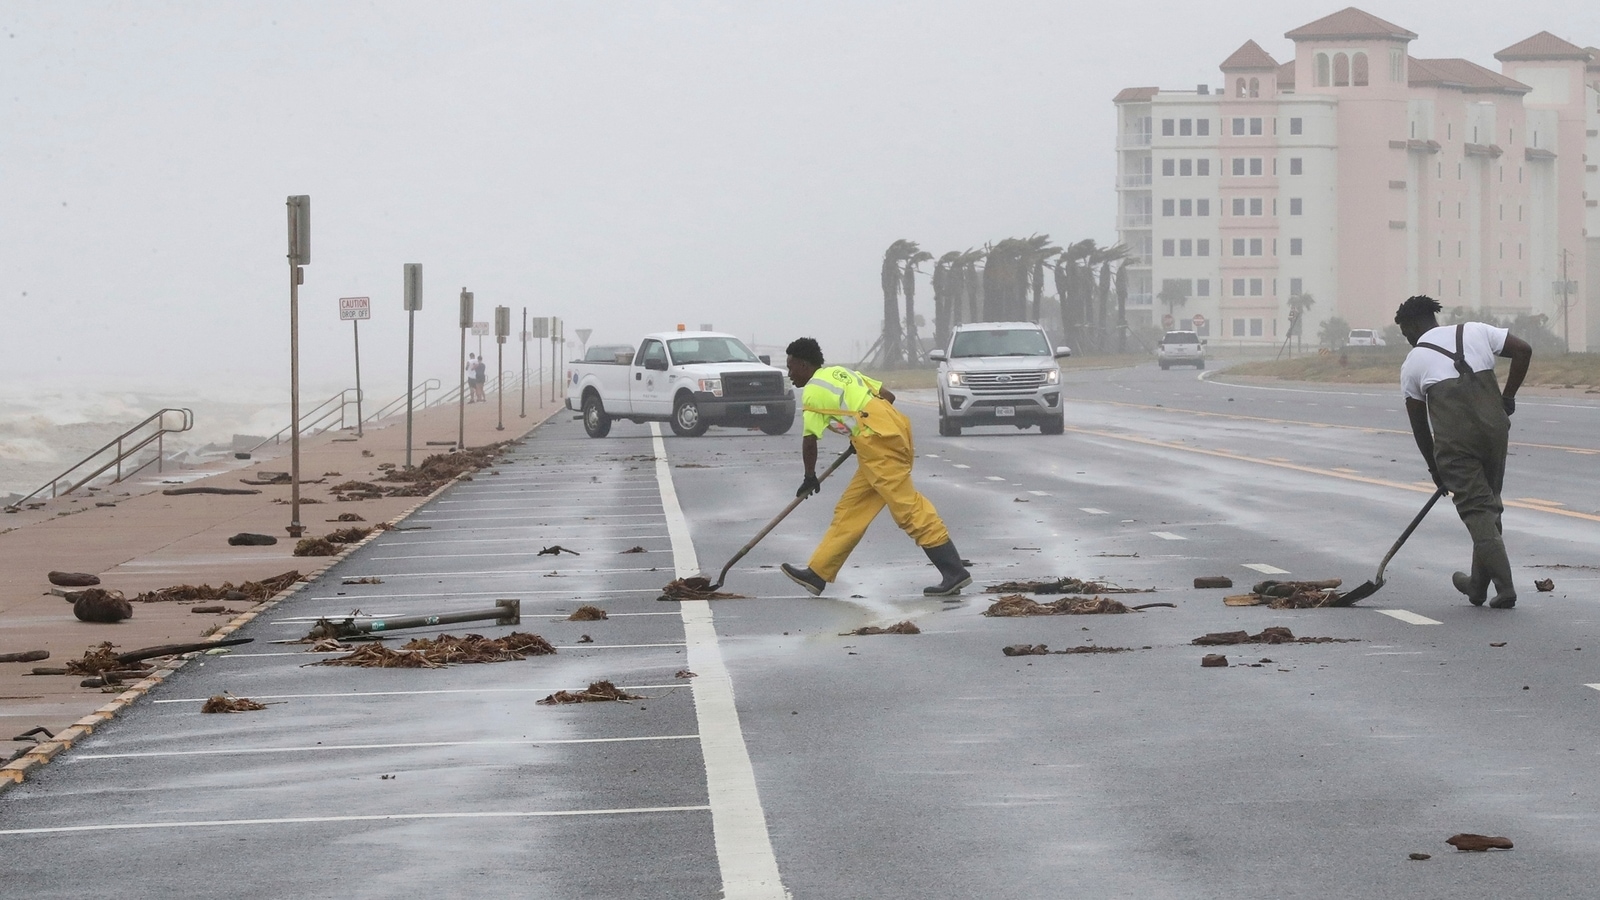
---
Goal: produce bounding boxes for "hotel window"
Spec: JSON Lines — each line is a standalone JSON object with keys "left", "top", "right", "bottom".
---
{"left": 1289, "top": 198, "right": 1302, "bottom": 215}
{"left": 1249, "top": 158, "right": 1263, "bottom": 176}
{"left": 1249, "top": 238, "right": 1263, "bottom": 256}
{"left": 1162, "top": 239, "right": 1176, "bottom": 257}
{"left": 1334, "top": 53, "right": 1349, "bottom": 87}
{"left": 1180, "top": 159, "right": 1193, "bottom": 176}
{"left": 1232, "top": 238, "right": 1247, "bottom": 256}
{"left": 1352, "top": 52, "right": 1368, "bottom": 86}
{"left": 1197, "top": 199, "right": 1211, "bottom": 217}
{"left": 1162, "top": 199, "right": 1175, "bottom": 216}
{"left": 1232, "top": 197, "right": 1246, "bottom": 216}
{"left": 1233, "top": 158, "right": 1246, "bottom": 176}
{"left": 1197, "top": 159, "right": 1211, "bottom": 176}
{"left": 1196, "top": 239, "right": 1211, "bottom": 256}
{"left": 1250, "top": 317, "right": 1264, "bottom": 336}
{"left": 1162, "top": 119, "right": 1175, "bottom": 136}
{"left": 1315, "top": 53, "right": 1330, "bottom": 87}
{"left": 1290, "top": 238, "right": 1303, "bottom": 256}
{"left": 1249, "top": 198, "right": 1263, "bottom": 216}
{"left": 1163, "top": 159, "right": 1175, "bottom": 176}
{"left": 1233, "top": 317, "right": 1247, "bottom": 336}
{"left": 1196, "top": 279, "right": 1210, "bottom": 296}
{"left": 1180, "top": 118, "right": 1193, "bottom": 136}
{"left": 1250, "top": 279, "right": 1263, "bottom": 296}
{"left": 1180, "top": 199, "right": 1193, "bottom": 216}
{"left": 1236, "top": 77, "right": 1248, "bottom": 98}
{"left": 1196, "top": 119, "right": 1210, "bottom": 136}
{"left": 1250, "top": 117, "right": 1263, "bottom": 135}
{"left": 1232, "top": 117, "right": 1246, "bottom": 136}
{"left": 1232, "top": 278, "right": 1246, "bottom": 297}
{"left": 1248, "top": 77, "right": 1260, "bottom": 98}
{"left": 1290, "top": 277, "right": 1303, "bottom": 295}
{"left": 1290, "top": 157, "right": 1302, "bottom": 175}
{"left": 1180, "top": 239, "right": 1193, "bottom": 256}
{"left": 1289, "top": 117, "right": 1302, "bottom": 135}
{"left": 1389, "top": 49, "right": 1404, "bottom": 82}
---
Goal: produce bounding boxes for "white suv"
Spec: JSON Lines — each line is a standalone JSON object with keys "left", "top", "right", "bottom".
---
{"left": 929, "top": 322, "right": 1071, "bottom": 436}
{"left": 1157, "top": 331, "right": 1206, "bottom": 370}
{"left": 1347, "top": 329, "right": 1386, "bottom": 347}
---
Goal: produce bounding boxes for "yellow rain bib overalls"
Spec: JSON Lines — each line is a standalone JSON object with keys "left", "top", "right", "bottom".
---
{"left": 801, "top": 366, "right": 951, "bottom": 581}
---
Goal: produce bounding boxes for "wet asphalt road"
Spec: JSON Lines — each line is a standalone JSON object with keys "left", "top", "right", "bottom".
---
{"left": 4, "top": 358, "right": 1600, "bottom": 899}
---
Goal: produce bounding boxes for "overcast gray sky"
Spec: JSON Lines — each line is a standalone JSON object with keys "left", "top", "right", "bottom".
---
{"left": 3, "top": 1, "right": 1596, "bottom": 400}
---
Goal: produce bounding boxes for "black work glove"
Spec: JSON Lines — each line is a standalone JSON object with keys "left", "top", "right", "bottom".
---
{"left": 796, "top": 473, "right": 822, "bottom": 499}
{"left": 1502, "top": 395, "right": 1516, "bottom": 417}
{"left": 1428, "top": 467, "right": 1448, "bottom": 495}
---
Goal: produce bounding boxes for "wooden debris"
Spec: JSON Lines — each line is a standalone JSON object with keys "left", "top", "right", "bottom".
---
{"left": 1221, "top": 579, "right": 1345, "bottom": 609}
{"left": 674, "top": 670, "right": 697, "bottom": 678}
{"left": 326, "top": 527, "right": 373, "bottom": 544}
{"left": 0, "top": 650, "right": 49, "bottom": 663}
{"left": 620, "top": 546, "right": 648, "bottom": 554}
{"left": 1446, "top": 833, "right": 1513, "bottom": 852}
{"left": 49, "top": 571, "right": 101, "bottom": 587}
{"left": 162, "top": 487, "right": 260, "bottom": 496}
{"left": 313, "top": 632, "right": 555, "bottom": 668}
{"left": 537, "top": 680, "right": 643, "bottom": 705}
{"left": 1193, "top": 576, "right": 1234, "bottom": 589}
{"left": 840, "top": 621, "right": 920, "bottom": 635}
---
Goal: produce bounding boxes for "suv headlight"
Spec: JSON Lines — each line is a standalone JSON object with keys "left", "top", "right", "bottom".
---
{"left": 946, "top": 371, "right": 964, "bottom": 387}
{"left": 1045, "top": 369, "right": 1059, "bottom": 385}
{"left": 697, "top": 378, "right": 723, "bottom": 397}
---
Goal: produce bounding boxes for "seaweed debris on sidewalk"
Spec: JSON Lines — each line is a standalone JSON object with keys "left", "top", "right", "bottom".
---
{"left": 537, "top": 680, "right": 644, "bottom": 705}
{"left": 840, "top": 621, "right": 920, "bottom": 635}
{"left": 984, "top": 577, "right": 1153, "bottom": 595}
{"left": 567, "top": 605, "right": 608, "bottom": 621}
{"left": 1192, "top": 627, "right": 1359, "bottom": 645}
{"left": 983, "top": 594, "right": 1173, "bottom": 617}
{"left": 135, "top": 571, "right": 302, "bottom": 604}
{"left": 1002, "top": 644, "right": 1134, "bottom": 656}
{"left": 201, "top": 695, "right": 267, "bottom": 713}
{"left": 657, "top": 577, "right": 747, "bottom": 601}
{"left": 64, "top": 642, "right": 151, "bottom": 676}
{"left": 313, "top": 632, "right": 555, "bottom": 668}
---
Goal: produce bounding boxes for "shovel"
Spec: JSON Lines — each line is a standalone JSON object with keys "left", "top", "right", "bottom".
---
{"left": 700, "top": 445, "right": 856, "bottom": 591}
{"left": 1330, "top": 489, "right": 1446, "bottom": 606}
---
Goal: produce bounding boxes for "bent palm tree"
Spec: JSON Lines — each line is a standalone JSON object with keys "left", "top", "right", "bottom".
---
{"left": 879, "top": 240, "right": 919, "bottom": 366}
{"left": 903, "top": 249, "right": 933, "bottom": 363}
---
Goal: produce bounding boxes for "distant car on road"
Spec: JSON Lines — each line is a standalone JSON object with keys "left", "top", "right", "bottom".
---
{"left": 929, "top": 322, "right": 1071, "bottom": 435}
{"left": 1347, "top": 329, "right": 1386, "bottom": 347}
{"left": 1157, "top": 331, "right": 1206, "bottom": 370}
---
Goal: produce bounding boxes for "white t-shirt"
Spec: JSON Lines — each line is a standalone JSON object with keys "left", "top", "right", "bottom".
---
{"left": 1400, "top": 322, "right": 1508, "bottom": 401}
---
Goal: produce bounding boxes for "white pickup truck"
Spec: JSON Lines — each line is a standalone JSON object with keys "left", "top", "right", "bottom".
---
{"left": 565, "top": 331, "right": 796, "bottom": 438}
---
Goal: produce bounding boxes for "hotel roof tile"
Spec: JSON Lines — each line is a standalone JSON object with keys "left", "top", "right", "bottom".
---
{"left": 1286, "top": 7, "right": 1416, "bottom": 42}
{"left": 1494, "top": 32, "right": 1593, "bottom": 62}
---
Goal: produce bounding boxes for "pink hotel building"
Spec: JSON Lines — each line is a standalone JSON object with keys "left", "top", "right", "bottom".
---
{"left": 1114, "top": 7, "right": 1600, "bottom": 348}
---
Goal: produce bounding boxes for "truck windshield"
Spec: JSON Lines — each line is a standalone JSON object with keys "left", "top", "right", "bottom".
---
{"left": 667, "top": 337, "right": 759, "bottom": 364}
{"left": 950, "top": 329, "right": 1051, "bottom": 358}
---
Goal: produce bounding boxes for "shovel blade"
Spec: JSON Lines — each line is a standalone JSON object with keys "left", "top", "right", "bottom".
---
{"left": 1331, "top": 579, "right": 1380, "bottom": 607}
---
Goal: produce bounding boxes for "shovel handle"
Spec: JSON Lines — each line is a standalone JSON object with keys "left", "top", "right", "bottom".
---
{"left": 1373, "top": 489, "right": 1446, "bottom": 583}
{"left": 711, "top": 445, "right": 856, "bottom": 588}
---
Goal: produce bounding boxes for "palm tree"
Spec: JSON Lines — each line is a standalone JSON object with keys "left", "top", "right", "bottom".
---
{"left": 1287, "top": 292, "right": 1316, "bottom": 354}
{"left": 879, "top": 240, "right": 919, "bottom": 366}
{"left": 957, "top": 248, "right": 986, "bottom": 326}
{"left": 1087, "top": 244, "right": 1129, "bottom": 353}
{"left": 982, "top": 239, "right": 1026, "bottom": 322}
{"left": 1157, "top": 279, "right": 1191, "bottom": 323}
{"left": 1114, "top": 259, "right": 1130, "bottom": 353}
{"left": 902, "top": 249, "right": 933, "bottom": 363}
{"left": 1018, "top": 235, "right": 1061, "bottom": 325}
{"left": 1055, "top": 239, "right": 1096, "bottom": 349}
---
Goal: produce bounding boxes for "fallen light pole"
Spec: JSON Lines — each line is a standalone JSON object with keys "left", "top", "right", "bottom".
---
{"left": 306, "top": 599, "right": 521, "bottom": 640}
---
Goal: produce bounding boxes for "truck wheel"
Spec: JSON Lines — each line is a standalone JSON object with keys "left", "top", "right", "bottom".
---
{"left": 1195, "top": 360, "right": 1206, "bottom": 370}
{"left": 759, "top": 412, "right": 794, "bottom": 435}
{"left": 670, "top": 393, "right": 709, "bottom": 437}
{"left": 1040, "top": 415, "right": 1064, "bottom": 435}
{"left": 582, "top": 393, "right": 612, "bottom": 438}
{"left": 938, "top": 416, "right": 961, "bottom": 437}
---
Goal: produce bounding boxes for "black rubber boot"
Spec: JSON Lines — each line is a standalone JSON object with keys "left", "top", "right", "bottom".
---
{"left": 1452, "top": 557, "right": 1488, "bottom": 606}
{"left": 1479, "top": 541, "right": 1516, "bottom": 609}
{"left": 781, "top": 563, "right": 826, "bottom": 596}
{"left": 922, "top": 541, "right": 972, "bottom": 596}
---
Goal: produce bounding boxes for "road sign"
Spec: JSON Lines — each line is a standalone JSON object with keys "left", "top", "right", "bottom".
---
{"left": 576, "top": 328, "right": 592, "bottom": 346}
{"left": 339, "top": 296, "right": 371, "bottom": 320}
{"left": 530, "top": 317, "right": 549, "bottom": 339}
{"left": 471, "top": 321, "right": 490, "bottom": 337}
{"left": 1192, "top": 314, "right": 1205, "bottom": 328}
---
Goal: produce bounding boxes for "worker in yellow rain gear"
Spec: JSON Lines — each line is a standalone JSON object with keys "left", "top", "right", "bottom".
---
{"left": 778, "top": 337, "right": 971, "bottom": 597}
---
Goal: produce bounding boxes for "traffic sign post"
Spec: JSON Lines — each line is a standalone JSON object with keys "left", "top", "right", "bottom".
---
{"left": 285, "top": 195, "right": 310, "bottom": 538}
{"left": 494, "top": 306, "right": 510, "bottom": 432}
{"left": 340, "top": 297, "right": 371, "bottom": 437}
{"left": 458, "top": 289, "right": 473, "bottom": 452}
{"left": 403, "top": 264, "right": 423, "bottom": 469}
{"left": 550, "top": 317, "right": 562, "bottom": 405}
{"left": 520, "top": 308, "right": 528, "bottom": 419}
{"left": 472, "top": 321, "right": 489, "bottom": 358}
{"left": 576, "top": 327, "right": 592, "bottom": 358}
{"left": 530, "top": 315, "right": 549, "bottom": 408}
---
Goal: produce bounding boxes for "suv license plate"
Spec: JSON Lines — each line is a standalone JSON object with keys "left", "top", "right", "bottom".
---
{"left": 750, "top": 405, "right": 767, "bottom": 415}
{"left": 995, "top": 406, "right": 1015, "bottom": 417}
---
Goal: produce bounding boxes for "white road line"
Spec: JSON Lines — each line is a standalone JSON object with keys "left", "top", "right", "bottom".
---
{"left": 652, "top": 423, "right": 787, "bottom": 900}
{"left": 1151, "top": 531, "right": 1187, "bottom": 541}
{"left": 1027, "top": 490, "right": 1051, "bottom": 497}
{"left": 378, "top": 537, "right": 669, "bottom": 548}
{"left": 320, "top": 568, "right": 664, "bottom": 580}
{"left": 0, "top": 805, "right": 712, "bottom": 837}
{"left": 410, "top": 513, "right": 665, "bottom": 524}
{"left": 1585, "top": 684, "right": 1600, "bottom": 692}
{"left": 1080, "top": 508, "right": 1109, "bottom": 515}
{"left": 1376, "top": 609, "right": 1442, "bottom": 626}
{"left": 951, "top": 464, "right": 971, "bottom": 469}
{"left": 298, "top": 588, "right": 671, "bottom": 602}
{"left": 71, "top": 734, "right": 700, "bottom": 761}
{"left": 1243, "top": 563, "right": 1291, "bottom": 575}
{"left": 154, "top": 683, "right": 685, "bottom": 704}
{"left": 984, "top": 476, "right": 1006, "bottom": 482}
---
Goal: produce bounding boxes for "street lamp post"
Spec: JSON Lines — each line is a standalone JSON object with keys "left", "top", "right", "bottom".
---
{"left": 495, "top": 305, "right": 510, "bottom": 431}
{"left": 458, "top": 288, "right": 472, "bottom": 450}
{"left": 403, "top": 264, "right": 423, "bottom": 469}
{"left": 285, "top": 195, "right": 310, "bottom": 539}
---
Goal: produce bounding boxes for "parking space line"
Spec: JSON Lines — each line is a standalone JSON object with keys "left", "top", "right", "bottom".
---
{"left": 227, "top": 642, "right": 689, "bottom": 658}
{"left": 1080, "top": 508, "right": 1109, "bottom": 515}
{"left": 1243, "top": 563, "right": 1291, "bottom": 574}
{"left": 1151, "top": 532, "right": 1186, "bottom": 541}
{"left": 951, "top": 464, "right": 971, "bottom": 469}
{"left": 0, "top": 805, "right": 714, "bottom": 837}
{"left": 984, "top": 476, "right": 1006, "bottom": 482}
{"left": 154, "top": 683, "right": 686, "bottom": 704}
{"left": 411, "top": 513, "right": 665, "bottom": 523}
{"left": 71, "top": 734, "right": 701, "bottom": 761}
{"left": 652, "top": 423, "right": 787, "bottom": 899}
{"left": 377, "top": 537, "right": 669, "bottom": 548}
{"left": 295, "top": 588, "right": 673, "bottom": 602}
{"left": 1376, "top": 609, "right": 1442, "bottom": 626}
{"left": 1027, "top": 490, "right": 1051, "bottom": 497}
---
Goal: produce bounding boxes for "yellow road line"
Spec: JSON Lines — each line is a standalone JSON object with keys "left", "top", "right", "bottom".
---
{"left": 1066, "top": 397, "right": 1600, "bottom": 454}
{"left": 1062, "top": 425, "right": 1600, "bottom": 525}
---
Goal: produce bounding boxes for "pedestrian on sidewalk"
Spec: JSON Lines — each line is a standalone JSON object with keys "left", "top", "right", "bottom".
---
{"left": 778, "top": 337, "right": 971, "bottom": 597}
{"left": 471, "top": 355, "right": 488, "bottom": 403}
{"left": 466, "top": 353, "right": 480, "bottom": 404}
{"left": 1395, "top": 295, "right": 1532, "bottom": 608}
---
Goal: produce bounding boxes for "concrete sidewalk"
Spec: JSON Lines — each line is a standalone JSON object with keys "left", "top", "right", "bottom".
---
{"left": 1, "top": 390, "right": 566, "bottom": 750}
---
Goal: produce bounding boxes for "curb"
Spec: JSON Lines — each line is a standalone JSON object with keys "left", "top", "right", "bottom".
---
{"left": 0, "top": 424, "right": 549, "bottom": 795}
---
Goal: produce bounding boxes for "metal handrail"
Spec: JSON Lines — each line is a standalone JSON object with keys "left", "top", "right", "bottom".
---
{"left": 428, "top": 371, "right": 543, "bottom": 409}
{"left": 367, "top": 379, "right": 442, "bottom": 423}
{"left": 5, "top": 408, "right": 194, "bottom": 510}
{"left": 250, "top": 388, "right": 362, "bottom": 452}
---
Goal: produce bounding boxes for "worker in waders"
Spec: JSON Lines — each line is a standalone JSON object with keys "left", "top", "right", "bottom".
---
{"left": 778, "top": 337, "right": 972, "bottom": 597}
{"left": 1395, "top": 295, "right": 1532, "bottom": 608}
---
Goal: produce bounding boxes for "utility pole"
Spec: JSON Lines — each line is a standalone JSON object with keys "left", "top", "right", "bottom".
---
{"left": 520, "top": 307, "right": 528, "bottom": 418}
{"left": 285, "top": 195, "right": 310, "bottom": 539}
{"left": 403, "top": 264, "right": 423, "bottom": 468}
{"left": 495, "top": 305, "right": 509, "bottom": 431}
{"left": 458, "top": 288, "right": 472, "bottom": 450}
{"left": 1555, "top": 249, "right": 1577, "bottom": 354}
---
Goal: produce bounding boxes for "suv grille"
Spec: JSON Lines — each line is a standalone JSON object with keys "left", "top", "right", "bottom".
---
{"left": 964, "top": 371, "right": 1047, "bottom": 393}
{"left": 722, "top": 371, "right": 785, "bottom": 399}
